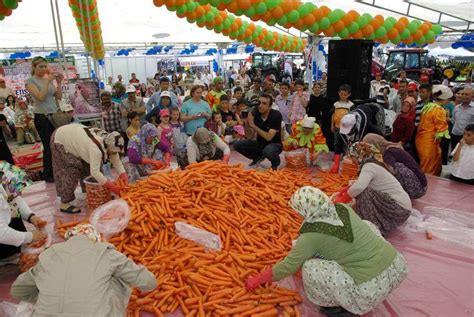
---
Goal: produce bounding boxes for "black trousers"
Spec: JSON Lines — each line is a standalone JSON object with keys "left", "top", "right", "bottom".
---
{"left": 440, "top": 137, "right": 451, "bottom": 165}
{"left": 34, "top": 114, "right": 55, "bottom": 179}
{"left": 234, "top": 140, "right": 282, "bottom": 169}
{"left": 0, "top": 217, "right": 26, "bottom": 259}
{"left": 451, "top": 134, "right": 463, "bottom": 152}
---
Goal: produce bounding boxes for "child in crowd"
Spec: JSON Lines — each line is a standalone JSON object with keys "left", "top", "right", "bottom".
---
{"left": 330, "top": 84, "right": 354, "bottom": 173}
{"left": 289, "top": 79, "right": 309, "bottom": 124}
{"left": 157, "top": 109, "right": 173, "bottom": 165}
{"left": 126, "top": 111, "right": 140, "bottom": 139}
{"left": 206, "top": 112, "right": 227, "bottom": 138}
{"left": 450, "top": 124, "right": 474, "bottom": 185}
{"left": 224, "top": 124, "right": 245, "bottom": 145}
{"left": 220, "top": 95, "right": 241, "bottom": 127}
{"left": 231, "top": 87, "right": 244, "bottom": 106}
{"left": 15, "top": 97, "right": 41, "bottom": 144}
{"left": 169, "top": 107, "right": 183, "bottom": 133}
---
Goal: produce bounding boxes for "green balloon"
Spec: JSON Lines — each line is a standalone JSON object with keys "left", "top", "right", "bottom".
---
{"left": 230, "top": 31, "right": 239, "bottom": 38}
{"left": 357, "top": 16, "right": 368, "bottom": 28}
{"left": 222, "top": 0, "right": 232, "bottom": 3}
{"left": 215, "top": 24, "right": 223, "bottom": 33}
{"left": 187, "top": 16, "right": 196, "bottom": 23}
{"left": 432, "top": 24, "right": 442, "bottom": 34}
{"left": 268, "top": 18, "right": 277, "bottom": 26}
{"left": 227, "top": 15, "right": 235, "bottom": 22}
{"left": 244, "top": 37, "right": 252, "bottom": 44}
{"left": 415, "top": 36, "right": 425, "bottom": 45}
{"left": 210, "top": 0, "right": 221, "bottom": 7}
{"left": 287, "top": 10, "right": 299, "bottom": 23}
{"left": 245, "top": 7, "right": 256, "bottom": 17}
{"left": 319, "top": 17, "right": 330, "bottom": 30}
{"left": 176, "top": 5, "right": 186, "bottom": 15}
{"left": 235, "top": 9, "right": 244, "bottom": 16}
{"left": 367, "top": 33, "right": 376, "bottom": 40}
{"left": 205, "top": 12, "right": 214, "bottom": 21}
{"left": 265, "top": 33, "right": 273, "bottom": 41}
{"left": 309, "top": 22, "right": 319, "bottom": 34}
{"left": 223, "top": 19, "right": 232, "bottom": 29}
{"left": 266, "top": 0, "right": 279, "bottom": 10}
{"left": 383, "top": 21, "right": 393, "bottom": 31}
{"left": 198, "top": 0, "right": 209, "bottom": 5}
{"left": 277, "top": 15, "right": 288, "bottom": 26}
{"left": 339, "top": 28, "right": 349, "bottom": 39}
{"left": 362, "top": 13, "right": 372, "bottom": 22}
{"left": 375, "top": 26, "right": 387, "bottom": 38}
{"left": 205, "top": 24, "right": 214, "bottom": 31}
{"left": 334, "top": 9, "right": 345, "bottom": 19}
{"left": 3, "top": 0, "right": 18, "bottom": 10}
{"left": 186, "top": 1, "right": 195, "bottom": 12}
{"left": 391, "top": 35, "right": 401, "bottom": 44}
{"left": 256, "top": 2, "right": 267, "bottom": 15}
{"left": 196, "top": 15, "right": 206, "bottom": 23}
{"left": 297, "top": 5, "right": 309, "bottom": 17}
{"left": 348, "top": 22, "right": 359, "bottom": 34}
{"left": 0, "top": 15, "right": 4, "bottom": 21}
{"left": 425, "top": 30, "right": 435, "bottom": 41}
{"left": 328, "top": 11, "right": 339, "bottom": 24}
{"left": 304, "top": 2, "right": 316, "bottom": 12}
{"left": 399, "top": 29, "right": 410, "bottom": 39}
{"left": 408, "top": 21, "right": 418, "bottom": 33}
{"left": 255, "top": 25, "right": 263, "bottom": 35}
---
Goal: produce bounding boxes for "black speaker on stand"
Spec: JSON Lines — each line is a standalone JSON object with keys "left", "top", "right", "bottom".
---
{"left": 327, "top": 39, "right": 374, "bottom": 103}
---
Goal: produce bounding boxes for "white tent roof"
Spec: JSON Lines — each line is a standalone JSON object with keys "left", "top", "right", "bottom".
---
{"left": 428, "top": 46, "right": 474, "bottom": 57}
{"left": 0, "top": 0, "right": 471, "bottom": 49}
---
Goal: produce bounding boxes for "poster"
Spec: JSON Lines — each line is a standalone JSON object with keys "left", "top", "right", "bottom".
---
{"left": 0, "top": 57, "right": 78, "bottom": 97}
{"left": 68, "top": 78, "right": 101, "bottom": 119}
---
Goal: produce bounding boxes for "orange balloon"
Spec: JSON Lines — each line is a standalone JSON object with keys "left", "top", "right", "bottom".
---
{"left": 197, "top": 21, "right": 206, "bottom": 28}
{"left": 379, "top": 36, "right": 389, "bottom": 44}
{"left": 419, "top": 24, "right": 429, "bottom": 34}
{"left": 230, "top": 23, "right": 239, "bottom": 32}
{"left": 304, "top": 13, "right": 315, "bottom": 26}
{"left": 222, "top": 28, "right": 231, "bottom": 36}
{"left": 217, "top": 3, "right": 226, "bottom": 10}
{"left": 164, "top": 0, "right": 175, "bottom": 6}
{"left": 219, "top": 11, "right": 227, "bottom": 20}
{"left": 291, "top": 0, "right": 300, "bottom": 10}
{"left": 313, "top": 8, "right": 323, "bottom": 21}
{"left": 362, "top": 24, "right": 374, "bottom": 37}
{"left": 195, "top": 6, "right": 205, "bottom": 17}
{"left": 238, "top": 0, "right": 251, "bottom": 11}
{"left": 250, "top": 14, "right": 261, "bottom": 22}
{"left": 333, "top": 21, "right": 345, "bottom": 32}
{"left": 284, "top": 22, "right": 293, "bottom": 29}
{"left": 424, "top": 21, "right": 432, "bottom": 29}
{"left": 387, "top": 28, "right": 399, "bottom": 39}
{"left": 235, "top": 17, "right": 243, "bottom": 27}
{"left": 262, "top": 28, "right": 268, "bottom": 36}
{"left": 352, "top": 30, "right": 363, "bottom": 39}
{"left": 248, "top": 23, "right": 255, "bottom": 33}
{"left": 227, "top": 1, "right": 238, "bottom": 13}
{"left": 319, "top": 6, "right": 331, "bottom": 16}
{"left": 175, "top": 0, "right": 185, "bottom": 5}
{"left": 348, "top": 10, "right": 359, "bottom": 20}
{"left": 374, "top": 15, "right": 384, "bottom": 24}
{"left": 176, "top": 11, "right": 187, "bottom": 18}
{"left": 272, "top": 7, "right": 284, "bottom": 19}
{"left": 281, "top": 1, "right": 292, "bottom": 13}
{"left": 323, "top": 26, "right": 335, "bottom": 37}
{"left": 399, "top": 17, "right": 409, "bottom": 27}
{"left": 214, "top": 15, "right": 223, "bottom": 25}
{"left": 244, "top": 28, "right": 252, "bottom": 38}
{"left": 394, "top": 21, "right": 404, "bottom": 32}
{"left": 342, "top": 14, "right": 353, "bottom": 26}
{"left": 293, "top": 19, "right": 304, "bottom": 30}
{"left": 370, "top": 19, "right": 381, "bottom": 30}
{"left": 261, "top": 11, "right": 273, "bottom": 22}
{"left": 412, "top": 30, "right": 423, "bottom": 40}
{"left": 153, "top": 0, "right": 165, "bottom": 6}
{"left": 251, "top": 0, "right": 260, "bottom": 5}
{"left": 186, "top": 11, "right": 196, "bottom": 20}
{"left": 404, "top": 36, "right": 413, "bottom": 44}
{"left": 237, "top": 33, "right": 246, "bottom": 41}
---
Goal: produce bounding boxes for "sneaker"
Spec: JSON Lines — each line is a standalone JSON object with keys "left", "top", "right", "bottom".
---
{"left": 248, "top": 157, "right": 264, "bottom": 167}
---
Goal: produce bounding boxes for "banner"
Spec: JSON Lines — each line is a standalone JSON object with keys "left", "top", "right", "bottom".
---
{"left": 68, "top": 78, "right": 101, "bottom": 119}
{"left": 0, "top": 57, "right": 78, "bottom": 97}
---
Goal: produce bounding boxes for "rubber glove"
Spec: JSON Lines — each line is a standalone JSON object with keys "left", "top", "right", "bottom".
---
{"left": 333, "top": 191, "right": 352, "bottom": 204}
{"left": 339, "top": 186, "right": 350, "bottom": 194}
{"left": 119, "top": 172, "right": 128, "bottom": 186}
{"left": 245, "top": 267, "right": 273, "bottom": 291}
{"left": 223, "top": 154, "right": 230, "bottom": 164}
{"left": 142, "top": 157, "right": 164, "bottom": 170}
{"left": 104, "top": 180, "right": 120, "bottom": 195}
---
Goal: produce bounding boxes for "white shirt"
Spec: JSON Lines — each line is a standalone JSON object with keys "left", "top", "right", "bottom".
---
{"left": 0, "top": 106, "right": 15, "bottom": 123}
{"left": 451, "top": 143, "right": 474, "bottom": 180}
{"left": 0, "top": 186, "right": 33, "bottom": 247}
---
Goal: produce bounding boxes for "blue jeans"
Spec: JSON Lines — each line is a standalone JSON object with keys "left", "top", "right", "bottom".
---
{"left": 234, "top": 140, "right": 282, "bottom": 169}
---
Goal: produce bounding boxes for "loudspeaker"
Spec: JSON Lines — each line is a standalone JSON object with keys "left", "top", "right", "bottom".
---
{"left": 327, "top": 39, "right": 374, "bottom": 101}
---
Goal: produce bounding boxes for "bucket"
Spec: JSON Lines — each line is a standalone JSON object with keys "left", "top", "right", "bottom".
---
{"left": 284, "top": 148, "right": 308, "bottom": 170}
{"left": 84, "top": 176, "right": 111, "bottom": 211}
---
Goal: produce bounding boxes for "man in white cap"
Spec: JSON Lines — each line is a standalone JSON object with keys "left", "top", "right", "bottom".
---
{"left": 122, "top": 85, "right": 145, "bottom": 125}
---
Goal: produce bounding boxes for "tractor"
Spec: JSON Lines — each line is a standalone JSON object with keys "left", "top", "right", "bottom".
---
{"left": 248, "top": 52, "right": 303, "bottom": 82}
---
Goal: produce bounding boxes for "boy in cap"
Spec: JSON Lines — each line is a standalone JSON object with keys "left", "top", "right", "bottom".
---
{"left": 206, "top": 77, "right": 226, "bottom": 112}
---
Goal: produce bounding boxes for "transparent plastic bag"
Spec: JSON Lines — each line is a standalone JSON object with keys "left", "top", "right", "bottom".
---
{"left": 89, "top": 199, "right": 131, "bottom": 238}
{"left": 403, "top": 207, "right": 474, "bottom": 249}
{"left": 175, "top": 221, "right": 222, "bottom": 251}
{"left": 0, "top": 301, "right": 33, "bottom": 317}
{"left": 19, "top": 230, "right": 52, "bottom": 272}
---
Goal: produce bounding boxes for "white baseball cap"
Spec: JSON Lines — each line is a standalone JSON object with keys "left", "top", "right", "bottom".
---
{"left": 432, "top": 85, "right": 453, "bottom": 100}
{"left": 339, "top": 114, "right": 356, "bottom": 135}
{"left": 302, "top": 116, "right": 316, "bottom": 129}
{"left": 160, "top": 90, "right": 172, "bottom": 98}
{"left": 126, "top": 85, "right": 136, "bottom": 94}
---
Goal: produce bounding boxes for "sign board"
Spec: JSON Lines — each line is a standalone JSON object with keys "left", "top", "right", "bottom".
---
{"left": 68, "top": 78, "right": 102, "bottom": 119}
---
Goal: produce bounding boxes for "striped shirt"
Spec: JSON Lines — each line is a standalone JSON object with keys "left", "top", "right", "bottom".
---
{"left": 415, "top": 100, "right": 430, "bottom": 126}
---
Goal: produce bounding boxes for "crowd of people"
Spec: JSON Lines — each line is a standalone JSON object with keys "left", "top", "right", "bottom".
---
{"left": 0, "top": 55, "right": 473, "bottom": 317}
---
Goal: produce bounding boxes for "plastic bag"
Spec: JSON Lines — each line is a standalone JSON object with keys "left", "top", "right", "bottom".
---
{"left": 90, "top": 199, "right": 131, "bottom": 238}
{"left": 284, "top": 148, "right": 308, "bottom": 169}
{"left": 0, "top": 301, "right": 33, "bottom": 317}
{"left": 403, "top": 207, "right": 474, "bottom": 249}
{"left": 19, "top": 231, "right": 52, "bottom": 272}
{"left": 175, "top": 221, "right": 222, "bottom": 251}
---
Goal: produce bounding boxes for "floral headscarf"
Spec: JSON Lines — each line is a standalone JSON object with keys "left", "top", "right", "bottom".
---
{"left": 0, "top": 161, "right": 32, "bottom": 199}
{"left": 127, "top": 123, "right": 159, "bottom": 158}
{"left": 350, "top": 142, "right": 383, "bottom": 165}
{"left": 65, "top": 224, "right": 102, "bottom": 242}
{"left": 289, "top": 186, "right": 353, "bottom": 241}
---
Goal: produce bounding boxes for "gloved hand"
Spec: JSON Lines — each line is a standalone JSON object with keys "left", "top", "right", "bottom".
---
{"left": 333, "top": 191, "right": 352, "bottom": 204}
{"left": 118, "top": 172, "right": 128, "bottom": 186}
{"left": 223, "top": 154, "right": 230, "bottom": 164}
{"left": 339, "top": 186, "right": 350, "bottom": 194}
{"left": 142, "top": 158, "right": 164, "bottom": 170}
{"left": 245, "top": 267, "right": 273, "bottom": 291}
{"left": 104, "top": 180, "right": 120, "bottom": 195}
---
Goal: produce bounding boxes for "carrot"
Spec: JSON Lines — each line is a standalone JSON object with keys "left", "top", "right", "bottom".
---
{"left": 250, "top": 307, "right": 279, "bottom": 317}
{"left": 239, "top": 304, "right": 275, "bottom": 316}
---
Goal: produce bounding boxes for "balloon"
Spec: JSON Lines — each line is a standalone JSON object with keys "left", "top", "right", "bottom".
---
{"left": 287, "top": 10, "right": 299, "bottom": 23}
{"left": 319, "top": 17, "right": 330, "bottom": 30}
{"left": 367, "top": 33, "right": 376, "bottom": 40}
{"left": 432, "top": 24, "right": 442, "bottom": 34}
{"left": 357, "top": 15, "right": 368, "bottom": 28}
{"left": 415, "top": 36, "right": 425, "bottom": 46}
{"left": 196, "top": 14, "right": 206, "bottom": 23}
{"left": 266, "top": 0, "right": 279, "bottom": 10}
{"left": 222, "top": 18, "right": 231, "bottom": 29}
{"left": 342, "top": 13, "right": 354, "bottom": 26}
{"left": 362, "top": 24, "right": 374, "bottom": 37}
{"left": 412, "top": 30, "right": 423, "bottom": 41}
{"left": 386, "top": 16, "right": 397, "bottom": 25}
{"left": 362, "top": 13, "right": 372, "bottom": 22}
{"left": 176, "top": 5, "right": 186, "bottom": 15}
{"left": 3, "top": 0, "right": 18, "bottom": 10}
{"left": 303, "top": 12, "right": 315, "bottom": 26}
{"left": 391, "top": 35, "right": 401, "bottom": 44}
{"left": 185, "top": 1, "right": 195, "bottom": 11}
{"left": 348, "top": 22, "right": 359, "bottom": 34}
{"left": 214, "top": 24, "right": 223, "bottom": 32}
{"left": 408, "top": 21, "right": 418, "bottom": 34}
{"left": 277, "top": 15, "right": 288, "bottom": 26}
{"left": 272, "top": 6, "right": 283, "bottom": 19}
{"left": 205, "top": 11, "right": 214, "bottom": 22}
{"left": 237, "top": 0, "right": 251, "bottom": 10}
{"left": 339, "top": 28, "right": 349, "bottom": 39}
{"left": 308, "top": 22, "right": 319, "bottom": 34}
{"left": 425, "top": 30, "right": 435, "bottom": 41}
{"left": 374, "top": 26, "right": 386, "bottom": 38}
{"left": 297, "top": 5, "right": 308, "bottom": 17}
{"left": 334, "top": 9, "right": 345, "bottom": 20}
{"left": 245, "top": 7, "right": 255, "bottom": 17}
{"left": 328, "top": 10, "right": 339, "bottom": 23}
{"left": 267, "top": 18, "right": 277, "bottom": 26}
{"left": 255, "top": 2, "right": 267, "bottom": 15}
{"left": 400, "top": 29, "right": 410, "bottom": 40}
{"left": 209, "top": 0, "right": 220, "bottom": 7}
{"left": 333, "top": 21, "right": 345, "bottom": 33}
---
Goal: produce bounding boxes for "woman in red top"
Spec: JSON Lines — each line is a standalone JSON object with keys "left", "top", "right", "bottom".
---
{"left": 392, "top": 97, "right": 416, "bottom": 155}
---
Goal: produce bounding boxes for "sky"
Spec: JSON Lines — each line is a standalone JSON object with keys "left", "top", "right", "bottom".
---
{"left": 0, "top": 0, "right": 471, "bottom": 49}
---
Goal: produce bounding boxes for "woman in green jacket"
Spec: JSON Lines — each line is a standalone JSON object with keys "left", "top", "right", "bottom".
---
{"left": 246, "top": 186, "right": 408, "bottom": 317}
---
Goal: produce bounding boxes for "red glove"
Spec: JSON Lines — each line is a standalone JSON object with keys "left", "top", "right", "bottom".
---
{"left": 104, "top": 180, "right": 120, "bottom": 195}
{"left": 333, "top": 191, "right": 352, "bottom": 204}
{"left": 223, "top": 154, "right": 230, "bottom": 164}
{"left": 119, "top": 173, "right": 128, "bottom": 186}
{"left": 142, "top": 158, "right": 164, "bottom": 170}
{"left": 245, "top": 267, "right": 273, "bottom": 291}
{"left": 339, "top": 186, "right": 350, "bottom": 194}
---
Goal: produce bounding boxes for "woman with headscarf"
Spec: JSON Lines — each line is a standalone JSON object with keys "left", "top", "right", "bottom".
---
{"left": 145, "top": 91, "right": 175, "bottom": 125}
{"left": 415, "top": 85, "right": 452, "bottom": 176}
{"left": 0, "top": 161, "right": 47, "bottom": 263}
{"left": 391, "top": 96, "right": 416, "bottom": 155}
{"left": 363, "top": 133, "right": 427, "bottom": 199}
{"left": 176, "top": 127, "right": 230, "bottom": 168}
{"left": 333, "top": 142, "right": 412, "bottom": 235}
{"left": 11, "top": 223, "right": 157, "bottom": 316}
{"left": 246, "top": 186, "right": 408, "bottom": 317}
{"left": 51, "top": 124, "right": 128, "bottom": 214}
{"left": 123, "top": 123, "right": 165, "bottom": 182}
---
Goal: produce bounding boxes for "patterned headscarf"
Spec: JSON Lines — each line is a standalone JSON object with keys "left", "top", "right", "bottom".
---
{"left": 65, "top": 224, "right": 102, "bottom": 242}
{"left": 127, "top": 123, "right": 159, "bottom": 158}
{"left": 0, "top": 161, "right": 32, "bottom": 199}
{"left": 350, "top": 142, "right": 383, "bottom": 165}
{"left": 104, "top": 131, "right": 125, "bottom": 154}
{"left": 289, "top": 186, "right": 343, "bottom": 226}
{"left": 362, "top": 133, "right": 402, "bottom": 153}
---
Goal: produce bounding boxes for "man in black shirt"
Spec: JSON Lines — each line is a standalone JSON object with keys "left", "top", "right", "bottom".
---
{"left": 234, "top": 94, "right": 283, "bottom": 170}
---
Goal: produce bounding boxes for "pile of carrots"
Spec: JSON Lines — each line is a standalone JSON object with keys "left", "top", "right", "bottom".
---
{"left": 340, "top": 159, "right": 359, "bottom": 179}
{"left": 284, "top": 150, "right": 308, "bottom": 170}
